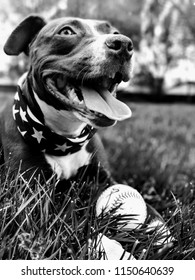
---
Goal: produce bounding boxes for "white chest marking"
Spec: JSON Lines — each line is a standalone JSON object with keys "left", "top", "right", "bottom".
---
{"left": 45, "top": 144, "right": 91, "bottom": 180}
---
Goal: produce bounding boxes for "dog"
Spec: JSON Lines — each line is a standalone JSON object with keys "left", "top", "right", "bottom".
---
{"left": 0, "top": 16, "right": 174, "bottom": 250}
{"left": 0, "top": 15, "right": 133, "bottom": 189}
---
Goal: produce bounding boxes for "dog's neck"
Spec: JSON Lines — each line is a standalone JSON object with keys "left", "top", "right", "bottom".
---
{"left": 33, "top": 93, "right": 87, "bottom": 138}
{"left": 12, "top": 73, "right": 96, "bottom": 156}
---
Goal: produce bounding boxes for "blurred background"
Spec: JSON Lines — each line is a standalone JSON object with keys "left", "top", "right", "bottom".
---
{"left": 0, "top": 0, "right": 195, "bottom": 96}
{"left": 1, "top": 0, "right": 195, "bottom": 210}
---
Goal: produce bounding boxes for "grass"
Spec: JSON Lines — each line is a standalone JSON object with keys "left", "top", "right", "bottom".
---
{"left": 1, "top": 101, "right": 195, "bottom": 259}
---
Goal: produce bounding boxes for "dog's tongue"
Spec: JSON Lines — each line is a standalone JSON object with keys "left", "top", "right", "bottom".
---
{"left": 81, "top": 87, "right": 132, "bottom": 121}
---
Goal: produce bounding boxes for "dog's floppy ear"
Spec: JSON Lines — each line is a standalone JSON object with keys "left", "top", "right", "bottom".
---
{"left": 4, "top": 15, "right": 46, "bottom": 56}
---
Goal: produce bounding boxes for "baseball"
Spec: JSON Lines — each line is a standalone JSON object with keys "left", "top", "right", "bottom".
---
{"left": 96, "top": 184, "right": 147, "bottom": 230}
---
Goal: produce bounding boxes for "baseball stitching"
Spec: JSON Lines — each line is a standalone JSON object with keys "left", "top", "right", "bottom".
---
{"left": 104, "top": 190, "right": 144, "bottom": 213}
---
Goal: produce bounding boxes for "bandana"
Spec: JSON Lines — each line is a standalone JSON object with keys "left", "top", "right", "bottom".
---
{"left": 12, "top": 74, "right": 96, "bottom": 156}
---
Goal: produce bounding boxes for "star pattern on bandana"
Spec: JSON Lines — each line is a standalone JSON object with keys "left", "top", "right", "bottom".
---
{"left": 17, "top": 126, "right": 27, "bottom": 137}
{"left": 12, "top": 104, "right": 19, "bottom": 120}
{"left": 12, "top": 80, "right": 97, "bottom": 156}
{"left": 55, "top": 142, "right": 72, "bottom": 152}
{"left": 32, "top": 127, "right": 46, "bottom": 144}
{"left": 20, "top": 107, "right": 28, "bottom": 122}
{"left": 15, "top": 91, "right": 20, "bottom": 101}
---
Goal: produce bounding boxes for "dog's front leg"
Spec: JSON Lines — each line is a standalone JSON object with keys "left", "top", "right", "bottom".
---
{"left": 86, "top": 134, "right": 116, "bottom": 187}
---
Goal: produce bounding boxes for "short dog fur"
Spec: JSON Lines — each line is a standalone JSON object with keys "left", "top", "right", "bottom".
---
{"left": 0, "top": 15, "right": 133, "bottom": 189}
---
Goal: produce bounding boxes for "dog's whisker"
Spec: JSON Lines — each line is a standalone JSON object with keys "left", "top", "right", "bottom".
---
{"left": 76, "top": 66, "right": 90, "bottom": 81}
{"left": 80, "top": 70, "right": 91, "bottom": 87}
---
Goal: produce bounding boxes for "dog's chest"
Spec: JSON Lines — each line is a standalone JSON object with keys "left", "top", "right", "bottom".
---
{"left": 45, "top": 143, "right": 92, "bottom": 180}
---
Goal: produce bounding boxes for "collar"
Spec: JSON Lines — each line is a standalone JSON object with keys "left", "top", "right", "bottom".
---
{"left": 12, "top": 74, "right": 96, "bottom": 156}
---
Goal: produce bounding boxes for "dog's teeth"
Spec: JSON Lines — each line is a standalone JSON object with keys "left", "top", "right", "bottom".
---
{"left": 108, "top": 73, "right": 115, "bottom": 79}
{"left": 109, "top": 72, "right": 115, "bottom": 79}
{"left": 73, "top": 96, "right": 79, "bottom": 102}
{"left": 66, "top": 87, "right": 83, "bottom": 105}
{"left": 72, "top": 91, "right": 81, "bottom": 103}
{"left": 111, "top": 83, "right": 118, "bottom": 96}
{"left": 114, "top": 83, "right": 118, "bottom": 91}
{"left": 69, "top": 89, "right": 74, "bottom": 96}
{"left": 69, "top": 89, "right": 77, "bottom": 99}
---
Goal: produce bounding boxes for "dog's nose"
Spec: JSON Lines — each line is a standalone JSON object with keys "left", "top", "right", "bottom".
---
{"left": 105, "top": 35, "right": 133, "bottom": 57}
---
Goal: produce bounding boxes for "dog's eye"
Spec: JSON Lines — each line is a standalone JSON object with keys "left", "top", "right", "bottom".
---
{"left": 59, "top": 27, "right": 75, "bottom": 36}
{"left": 113, "top": 31, "right": 120, "bottom": 35}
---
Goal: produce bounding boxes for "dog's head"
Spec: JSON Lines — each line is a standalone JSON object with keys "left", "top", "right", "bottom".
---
{"left": 4, "top": 15, "right": 133, "bottom": 128}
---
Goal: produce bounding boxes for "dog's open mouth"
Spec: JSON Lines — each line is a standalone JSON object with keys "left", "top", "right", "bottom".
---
{"left": 46, "top": 72, "right": 132, "bottom": 124}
